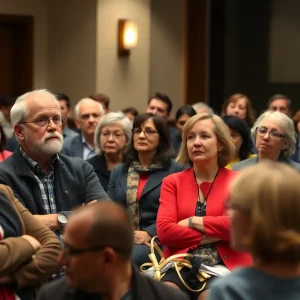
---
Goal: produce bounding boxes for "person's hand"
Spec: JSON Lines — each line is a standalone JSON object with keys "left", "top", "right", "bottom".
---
{"left": 82, "top": 200, "right": 98, "bottom": 206}
{"left": 21, "top": 235, "right": 41, "bottom": 251}
{"left": 177, "top": 218, "right": 189, "bottom": 227}
{"left": 134, "top": 231, "right": 151, "bottom": 246}
{"left": 86, "top": 200, "right": 98, "bottom": 205}
{"left": 34, "top": 214, "right": 60, "bottom": 230}
{"left": 0, "top": 275, "right": 14, "bottom": 284}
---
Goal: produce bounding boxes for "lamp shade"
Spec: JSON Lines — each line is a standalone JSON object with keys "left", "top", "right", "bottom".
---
{"left": 118, "top": 19, "right": 138, "bottom": 56}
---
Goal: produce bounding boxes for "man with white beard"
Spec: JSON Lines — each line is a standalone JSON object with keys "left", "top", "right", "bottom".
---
{"left": 0, "top": 89, "right": 109, "bottom": 232}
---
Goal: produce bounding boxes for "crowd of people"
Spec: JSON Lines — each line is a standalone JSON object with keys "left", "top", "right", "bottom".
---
{"left": 0, "top": 90, "right": 300, "bottom": 300}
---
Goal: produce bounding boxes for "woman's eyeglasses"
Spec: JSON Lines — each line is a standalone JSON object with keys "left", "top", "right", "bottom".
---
{"left": 256, "top": 127, "right": 285, "bottom": 140}
{"left": 101, "top": 132, "right": 125, "bottom": 140}
{"left": 133, "top": 128, "right": 158, "bottom": 138}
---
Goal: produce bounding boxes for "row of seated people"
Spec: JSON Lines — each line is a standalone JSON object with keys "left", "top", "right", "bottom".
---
{"left": 0, "top": 91, "right": 299, "bottom": 299}
{"left": 0, "top": 89, "right": 300, "bottom": 299}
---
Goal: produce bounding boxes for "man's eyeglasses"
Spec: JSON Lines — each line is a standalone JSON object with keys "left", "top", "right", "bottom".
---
{"left": 133, "top": 128, "right": 158, "bottom": 138}
{"left": 62, "top": 241, "right": 126, "bottom": 257}
{"left": 18, "top": 116, "right": 65, "bottom": 127}
{"left": 256, "top": 127, "right": 285, "bottom": 140}
{"left": 101, "top": 132, "right": 125, "bottom": 140}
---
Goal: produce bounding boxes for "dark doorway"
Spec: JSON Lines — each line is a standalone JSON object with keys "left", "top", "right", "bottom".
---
{"left": 0, "top": 15, "right": 33, "bottom": 97}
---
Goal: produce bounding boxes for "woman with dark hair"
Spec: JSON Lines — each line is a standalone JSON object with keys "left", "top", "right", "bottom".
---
{"left": 107, "top": 113, "right": 184, "bottom": 267}
{"left": 222, "top": 115, "right": 255, "bottom": 169}
{"left": 175, "top": 105, "right": 197, "bottom": 135}
{"left": 221, "top": 93, "right": 256, "bottom": 127}
{"left": 0, "top": 124, "right": 12, "bottom": 162}
{"left": 292, "top": 110, "right": 300, "bottom": 163}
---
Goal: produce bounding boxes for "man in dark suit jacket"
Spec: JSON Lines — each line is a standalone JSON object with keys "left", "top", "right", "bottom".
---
{"left": 63, "top": 98, "right": 104, "bottom": 160}
{"left": 0, "top": 89, "right": 109, "bottom": 232}
{"left": 36, "top": 201, "right": 188, "bottom": 300}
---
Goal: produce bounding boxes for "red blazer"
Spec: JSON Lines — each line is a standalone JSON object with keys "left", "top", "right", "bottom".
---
{"left": 157, "top": 167, "right": 252, "bottom": 270}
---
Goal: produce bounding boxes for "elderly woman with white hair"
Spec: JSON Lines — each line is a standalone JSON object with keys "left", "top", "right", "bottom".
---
{"left": 232, "top": 111, "right": 300, "bottom": 171}
{"left": 87, "top": 112, "right": 132, "bottom": 191}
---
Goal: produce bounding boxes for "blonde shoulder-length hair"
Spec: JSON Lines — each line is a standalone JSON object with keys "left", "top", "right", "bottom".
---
{"left": 176, "top": 113, "right": 235, "bottom": 167}
{"left": 230, "top": 161, "right": 300, "bottom": 264}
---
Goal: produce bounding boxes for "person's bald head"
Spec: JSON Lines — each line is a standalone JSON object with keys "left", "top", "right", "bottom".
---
{"left": 66, "top": 201, "right": 134, "bottom": 261}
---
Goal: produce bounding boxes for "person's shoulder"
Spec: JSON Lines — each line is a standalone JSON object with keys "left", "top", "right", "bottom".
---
{"left": 232, "top": 157, "right": 257, "bottom": 171}
{"left": 167, "top": 159, "right": 185, "bottom": 171}
{"left": 288, "top": 159, "right": 300, "bottom": 172}
{"left": 0, "top": 150, "right": 18, "bottom": 168}
{"left": 140, "top": 275, "right": 189, "bottom": 300}
{"left": 86, "top": 154, "right": 101, "bottom": 165}
{"left": 162, "top": 167, "right": 192, "bottom": 182}
{"left": 37, "top": 277, "right": 70, "bottom": 300}
{"left": 63, "top": 135, "right": 81, "bottom": 147}
{"left": 209, "top": 268, "right": 254, "bottom": 298}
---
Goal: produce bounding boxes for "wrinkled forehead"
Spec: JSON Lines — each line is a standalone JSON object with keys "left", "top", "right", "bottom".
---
{"left": 26, "top": 95, "right": 61, "bottom": 117}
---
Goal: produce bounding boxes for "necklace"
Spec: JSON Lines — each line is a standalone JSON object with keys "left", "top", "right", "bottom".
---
{"left": 193, "top": 168, "right": 219, "bottom": 216}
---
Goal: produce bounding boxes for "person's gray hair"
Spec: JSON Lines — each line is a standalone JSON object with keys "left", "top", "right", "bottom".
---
{"left": 73, "top": 98, "right": 104, "bottom": 119}
{"left": 10, "top": 89, "right": 59, "bottom": 127}
{"left": 94, "top": 112, "right": 132, "bottom": 155}
{"left": 192, "top": 102, "right": 214, "bottom": 114}
{"left": 251, "top": 111, "right": 296, "bottom": 158}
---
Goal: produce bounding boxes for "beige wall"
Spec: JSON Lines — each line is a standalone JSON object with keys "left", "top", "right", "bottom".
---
{"left": 96, "top": 0, "right": 151, "bottom": 114}
{"left": 150, "top": 0, "right": 185, "bottom": 117}
{"left": 0, "top": 0, "right": 185, "bottom": 115}
{"left": 0, "top": 0, "right": 48, "bottom": 89}
{"left": 48, "top": 0, "right": 97, "bottom": 103}
{"left": 96, "top": 0, "right": 185, "bottom": 117}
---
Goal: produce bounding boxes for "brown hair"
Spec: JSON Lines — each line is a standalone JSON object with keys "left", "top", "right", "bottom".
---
{"left": 176, "top": 113, "right": 235, "bottom": 167}
{"left": 221, "top": 93, "right": 256, "bottom": 127}
{"left": 293, "top": 110, "right": 300, "bottom": 133}
{"left": 230, "top": 161, "right": 300, "bottom": 264}
{"left": 89, "top": 93, "right": 110, "bottom": 109}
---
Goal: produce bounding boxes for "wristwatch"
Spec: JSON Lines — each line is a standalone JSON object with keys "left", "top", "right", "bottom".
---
{"left": 57, "top": 212, "right": 68, "bottom": 228}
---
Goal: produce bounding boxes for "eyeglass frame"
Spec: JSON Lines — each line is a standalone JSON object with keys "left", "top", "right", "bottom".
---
{"left": 100, "top": 131, "right": 125, "bottom": 140}
{"left": 256, "top": 126, "right": 285, "bottom": 140}
{"left": 62, "top": 241, "right": 127, "bottom": 257}
{"left": 18, "top": 115, "right": 65, "bottom": 127}
{"left": 132, "top": 128, "right": 159, "bottom": 138}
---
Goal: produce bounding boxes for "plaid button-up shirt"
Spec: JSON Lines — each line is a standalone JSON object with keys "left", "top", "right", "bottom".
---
{"left": 20, "top": 147, "right": 59, "bottom": 214}
{"left": 20, "top": 147, "right": 64, "bottom": 280}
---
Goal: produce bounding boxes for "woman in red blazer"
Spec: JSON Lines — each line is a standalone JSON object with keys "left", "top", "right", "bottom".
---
{"left": 157, "top": 113, "right": 252, "bottom": 300}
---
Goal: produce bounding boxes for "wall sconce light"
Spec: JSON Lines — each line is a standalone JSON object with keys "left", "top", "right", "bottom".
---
{"left": 118, "top": 19, "right": 138, "bottom": 57}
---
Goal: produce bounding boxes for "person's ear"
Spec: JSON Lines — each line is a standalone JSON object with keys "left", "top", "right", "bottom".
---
{"left": 102, "top": 247, "right": 117, "bottom": 266}
{"left": 14, "top": 124, "right": 25, "bottom": 141}
{"left": 74, "top": 119, "right": 81, "bottom": 129}
{"left": 217, "top": 142, "right": 224, "bottom": 152}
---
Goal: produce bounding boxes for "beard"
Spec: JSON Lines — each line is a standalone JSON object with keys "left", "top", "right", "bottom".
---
{"left": 25, "top": 131, "right": 64, "bottom": 156}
